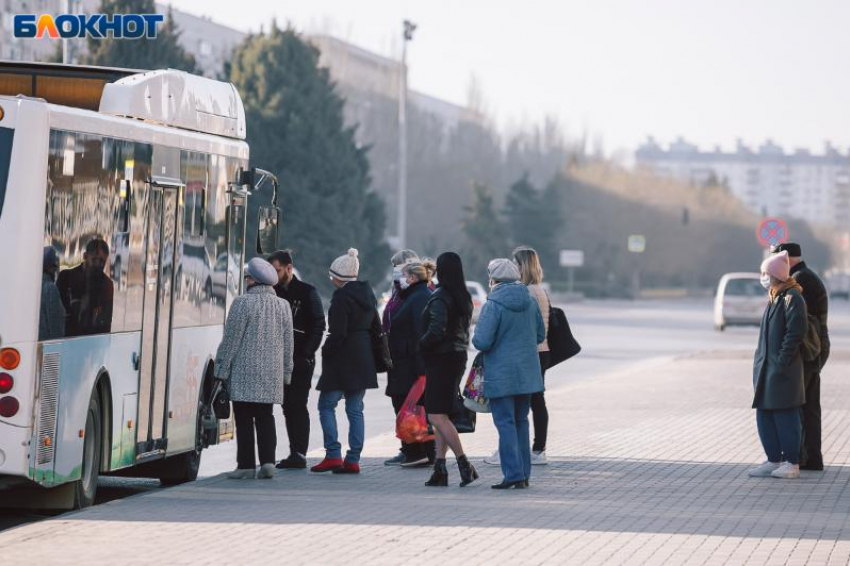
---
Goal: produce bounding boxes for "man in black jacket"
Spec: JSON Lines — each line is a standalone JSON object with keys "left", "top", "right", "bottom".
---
{"left": 268, "top": 250, "right": 326, "bottom": 469}
{"left": 773, "top": 242, "right": 830, "bottom": 470}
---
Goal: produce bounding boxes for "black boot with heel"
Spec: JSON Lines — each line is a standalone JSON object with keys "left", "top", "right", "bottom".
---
{"left": 425, "top": 458, "right": 448, "bottom": 487}
{"left": 457, "top": 454, "right": 479, "bottom": 487}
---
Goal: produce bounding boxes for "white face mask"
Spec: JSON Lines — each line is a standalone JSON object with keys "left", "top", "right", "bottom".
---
{"left": 392, "top": 266, "right": 403, "bottom": 280}
{"left": 398, "top": 276, "right": 411, "bottom": 290}
{"left": 760, "top": 273, "right": 771, "bottom": 290}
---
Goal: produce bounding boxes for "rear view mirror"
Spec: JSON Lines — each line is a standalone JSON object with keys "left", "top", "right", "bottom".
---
{"left": 257, "top": 206, "right": 280, "bottom": 254}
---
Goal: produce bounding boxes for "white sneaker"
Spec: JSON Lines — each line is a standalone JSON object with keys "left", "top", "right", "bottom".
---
{"left": 257, "top": 463, "right": 276, "bottom": 479}
{"left": 227, "top": 468, "right": 256, "bottom": 479}
{"left": 484, "top": 450, "right": 500, "bottom": 466}
{"left": 771, "top": 462, "right": 800, "bottom": 479}
{"left": 748, "top": 461, "right": 780, "bottom": 477}
{"left": 531, "top": 450, "right": 548, "bottom": 466}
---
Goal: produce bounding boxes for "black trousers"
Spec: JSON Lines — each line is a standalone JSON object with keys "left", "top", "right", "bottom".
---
{"left": 283, "top": 359, "right": 314, "bottom": 457}
{"left": 800, "top": 372, "right": 823, "bottom": 467}
{"left": 531, "top": 351, "right": 551, "bottom": 452}
{"left": 233, "top": 401, "right": 277, "bottom": 469}
{"left": 391, "top": 391, "right": 435, "bottom": 460}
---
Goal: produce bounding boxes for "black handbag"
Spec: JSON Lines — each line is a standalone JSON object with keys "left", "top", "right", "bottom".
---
{"left": 548, "top": 305, "right": 581, "bottom": 368}
{"left": 370, "top": 311, "right": 393, "bottom": 373}
{"left": 212, "top": 379, "right": 231, "bottom": 420}
{"left": 450, "top": 394, "right": 477, "bottom": 433}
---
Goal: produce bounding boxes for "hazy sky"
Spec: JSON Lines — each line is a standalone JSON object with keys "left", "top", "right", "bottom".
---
{"left": 167, "top": 0, "right": 850, "bottom": 155}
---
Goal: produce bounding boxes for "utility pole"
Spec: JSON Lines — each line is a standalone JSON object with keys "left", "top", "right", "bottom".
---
{"left": 396, "top": 19, "right": 416, "bottom": 250}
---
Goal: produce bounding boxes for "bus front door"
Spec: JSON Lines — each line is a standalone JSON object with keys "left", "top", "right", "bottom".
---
{"left": 136, "top": 180, "right": 184, "bottom": 459}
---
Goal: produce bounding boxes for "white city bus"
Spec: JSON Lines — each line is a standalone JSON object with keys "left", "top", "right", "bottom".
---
{"left": 0, "top": 64, "right": 279, "bottom": 508}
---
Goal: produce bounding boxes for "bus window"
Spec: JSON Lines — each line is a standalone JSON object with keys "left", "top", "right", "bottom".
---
{"left": 44, "top": 131, "right": 121, "bottom": 337}
{"left": 0, "top": 127, "right": 12, "bottom": 220}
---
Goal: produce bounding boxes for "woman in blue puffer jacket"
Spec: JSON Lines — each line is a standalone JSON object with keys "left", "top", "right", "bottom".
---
{"left": 472, "top": 258, "right": 545, "bottom": 489}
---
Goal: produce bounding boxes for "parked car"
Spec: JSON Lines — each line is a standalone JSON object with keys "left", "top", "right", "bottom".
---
{"left": 466, "top": 281, "right": 488, "bottom": 323}
{"left": 825, "top": 269, "right": 850, "bottom": 300}
{"left": 714, "top": 273, "right": 765, "bottom": 331}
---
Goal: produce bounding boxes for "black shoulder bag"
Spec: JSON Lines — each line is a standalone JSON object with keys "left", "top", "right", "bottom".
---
{"left": 370, "top": 311, "right": 393, "bottom": 373}
{"left": 545, "top": 291, "right": 581, "bottom": 368}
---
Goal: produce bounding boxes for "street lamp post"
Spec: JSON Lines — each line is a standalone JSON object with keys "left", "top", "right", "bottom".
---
{"left": 397, "top": 19, "right": 416, "bottom": 250}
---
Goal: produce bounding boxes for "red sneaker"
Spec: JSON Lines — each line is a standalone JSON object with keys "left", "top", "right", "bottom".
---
{"left": 332, "top": 461, "right": 360, "bottom": 474}
{"left": 310, "top": 457, "right": 344, "bottom": 473}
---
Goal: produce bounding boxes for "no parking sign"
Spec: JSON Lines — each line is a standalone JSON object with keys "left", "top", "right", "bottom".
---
{"left": 756, "top": 218, "right": 789, "bottom": 248}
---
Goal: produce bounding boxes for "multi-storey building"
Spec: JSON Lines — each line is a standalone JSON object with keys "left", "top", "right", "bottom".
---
{"left": 636, "top": 137, "right": 850, "bottom": 227}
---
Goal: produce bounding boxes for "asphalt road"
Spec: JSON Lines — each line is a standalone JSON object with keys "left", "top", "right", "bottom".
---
{"left": 3, "top": 297, "right": 848, "bottom": 534}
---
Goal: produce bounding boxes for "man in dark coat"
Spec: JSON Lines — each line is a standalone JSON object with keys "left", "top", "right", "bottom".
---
{"left": 268, "top": 250, "right": 326, "bottom": 470}
{"left": 311, "top": 249, "right": 378, "bottom": 475}
{"left": 56, "top": 238, "right": 114, "bottom": 337}
{"left": 773, "top": 242, "right": 830, "bottom": 470}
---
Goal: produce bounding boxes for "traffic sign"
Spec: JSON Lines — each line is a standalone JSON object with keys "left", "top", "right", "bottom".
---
{"left": 559, "top": 250, "right": 585, "bottom": 267}
{"left": 756, "top": 218, "right": 789, "bottom": 248}
{"left": 628, "top": 235, "right": 646, "bottom": 253}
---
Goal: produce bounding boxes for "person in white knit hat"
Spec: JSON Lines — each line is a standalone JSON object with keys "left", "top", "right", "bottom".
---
{"left": 312, "top": 249, "right": 380, "bottom": 474}
{"left": 749, "top": 250, "right": 808, "bottom": 480}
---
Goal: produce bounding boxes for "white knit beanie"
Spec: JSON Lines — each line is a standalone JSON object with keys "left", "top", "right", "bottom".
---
{"left": 330, "top": 248, "right": 360, "bottom": 281}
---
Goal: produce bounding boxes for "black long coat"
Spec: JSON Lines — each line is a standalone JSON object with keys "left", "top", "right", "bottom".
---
{"left": 752, "top": 289, "right": 807, "bottom": 410}
{"left": 790, "top": 261, "right": 830, "bottom": 372}
{"left": 386, "top": 280, "right": 432, "bottom": 397}
{"left": 318, "top": 281, "right": 379, "bottom": 392}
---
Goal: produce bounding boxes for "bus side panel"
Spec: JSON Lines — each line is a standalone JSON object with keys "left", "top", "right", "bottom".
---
{"left": 39, "top": 332, "right": 140, "bottom": 486}
{"left": 0, "top": 98, "right": 49, "bottom": 481}
{"left": 165, "top": 325, "right": 223, "bottom": 454}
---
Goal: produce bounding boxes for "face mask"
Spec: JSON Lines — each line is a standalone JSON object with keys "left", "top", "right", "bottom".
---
{"left": 760, "top": 274, "right": 771, "bottom": 290}
{"left": 398, "top": 277, "right": 411, "bottom": 290}
{"left": 392, "top": 267, "right": 402, "bottom": 280}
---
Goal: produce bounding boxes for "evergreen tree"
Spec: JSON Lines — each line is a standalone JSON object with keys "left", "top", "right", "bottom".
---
{"left": 504, "top": 173, "right": 542, "bottom": 248}
{"left": 461, "top": 183, "right": 509, "bottom": 284}
{"left": 83, "top": 1, "right": 197, "bottom": 72}
{"left": 229, "top": 25, "right": 389, "bottom": 292}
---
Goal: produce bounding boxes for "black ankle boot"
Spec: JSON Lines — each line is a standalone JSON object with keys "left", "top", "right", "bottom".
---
{"left": 425, "top": 459, "right": 448, "bottom": 487}
{"left": 457, "top": 454, "right": 479, "bottom": 487}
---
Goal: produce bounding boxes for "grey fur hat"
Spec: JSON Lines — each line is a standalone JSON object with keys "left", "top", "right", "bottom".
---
{"left": 487, "top": 258, "right": 521, "bottom": 283}
{"left": 245, "top": 257, "right": 278, "bottom": 286}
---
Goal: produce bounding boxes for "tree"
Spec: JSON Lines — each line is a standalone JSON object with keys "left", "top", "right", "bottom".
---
{"left": 229, "top": 25, "right": 389, "bottom": 292}
{"left": 461, "top": 183, "right": 509, "bottom": 284}
{"left": 504, "top": 173, "right": 542, "bottom": 248}
{"left": 82, "top": 1, "right": 197, "bottom": 72}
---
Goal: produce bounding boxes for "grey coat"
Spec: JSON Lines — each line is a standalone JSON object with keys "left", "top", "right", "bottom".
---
{"left": 752, "top": 289, "right": 807, "bottom": 410}
{"left": 215, "top": 285, "right": 294, "bottom": 404}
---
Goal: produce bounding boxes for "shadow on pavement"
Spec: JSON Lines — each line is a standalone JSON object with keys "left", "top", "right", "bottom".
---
{"left": 63, "top": 456, "right": 850, "bottom": 541}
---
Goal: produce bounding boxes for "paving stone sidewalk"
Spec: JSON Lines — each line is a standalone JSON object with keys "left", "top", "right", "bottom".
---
{"left": 3, "top": 349, "right": 850, "bottom": 565}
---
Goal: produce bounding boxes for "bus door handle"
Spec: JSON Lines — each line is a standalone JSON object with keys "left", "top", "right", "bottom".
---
{"left": 132, "top": 352, "right": 140, "bottom": 371}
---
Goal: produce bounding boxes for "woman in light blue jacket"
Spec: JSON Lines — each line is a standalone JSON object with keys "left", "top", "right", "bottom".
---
{"left": 472, "top": 259, "right": 545, "bottom": 489}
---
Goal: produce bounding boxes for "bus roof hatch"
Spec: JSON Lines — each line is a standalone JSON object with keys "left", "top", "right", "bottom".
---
{"left": 99, "top": 69, "right": 246, "bottom": 140}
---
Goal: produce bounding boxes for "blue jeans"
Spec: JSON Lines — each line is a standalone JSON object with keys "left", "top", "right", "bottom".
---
{"left": 757, "top": 408, "right": 802, "bottom": 465}
{"left": 490, "top": 394, "right": 532, "bottom": 482}
{"left": 318, "top": 390, "right": 366, "bottom": 463}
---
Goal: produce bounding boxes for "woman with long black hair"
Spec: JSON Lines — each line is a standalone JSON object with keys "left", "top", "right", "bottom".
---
{"left": 419, "top": 252, "right": 479, "bottom": 487}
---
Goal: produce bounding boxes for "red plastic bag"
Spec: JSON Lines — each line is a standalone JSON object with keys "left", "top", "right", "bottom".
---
{"left": 395, "top": 375, "right": 435, "bottom": 444}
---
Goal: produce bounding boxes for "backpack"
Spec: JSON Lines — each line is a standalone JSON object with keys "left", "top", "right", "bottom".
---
{"left": 801, "top": 314, "right": 822, "bottom": 363}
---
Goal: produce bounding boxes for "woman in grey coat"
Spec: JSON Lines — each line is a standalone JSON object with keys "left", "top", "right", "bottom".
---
{"left": 215, "top": 257, "right": 294, "bottom": 479}
{"left": 749, "top": 251, "right": 807, "bottom": 480}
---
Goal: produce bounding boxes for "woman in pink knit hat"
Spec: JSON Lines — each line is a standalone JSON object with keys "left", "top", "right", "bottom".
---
{"left": 749, "top": 250, "right": 808, "bottom": 480}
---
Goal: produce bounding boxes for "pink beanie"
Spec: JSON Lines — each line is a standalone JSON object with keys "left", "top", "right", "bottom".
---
{"left": 761, "top": 250, "right": 791, "bottom": 282}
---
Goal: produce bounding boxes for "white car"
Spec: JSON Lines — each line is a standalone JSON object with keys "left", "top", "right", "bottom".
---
{"left": 714, "top": 273, "right": 766, "bottom": 331}
{"left": 466, "top": 281, "right": 488, "bottom": 323}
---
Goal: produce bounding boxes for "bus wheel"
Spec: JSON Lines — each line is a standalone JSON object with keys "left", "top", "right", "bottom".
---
{"left": 73, "top": 393, "right": 102, "bottom": 509}
{"left": 159, "top": 400, "right": 203, "bottom": 486}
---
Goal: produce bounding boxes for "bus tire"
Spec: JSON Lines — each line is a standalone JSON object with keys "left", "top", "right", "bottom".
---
{"left": 159, "top": 400, "right": 203, "bottom": 486}
{"left": 73, "top": 393, "right": 102, "bottom": 509}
